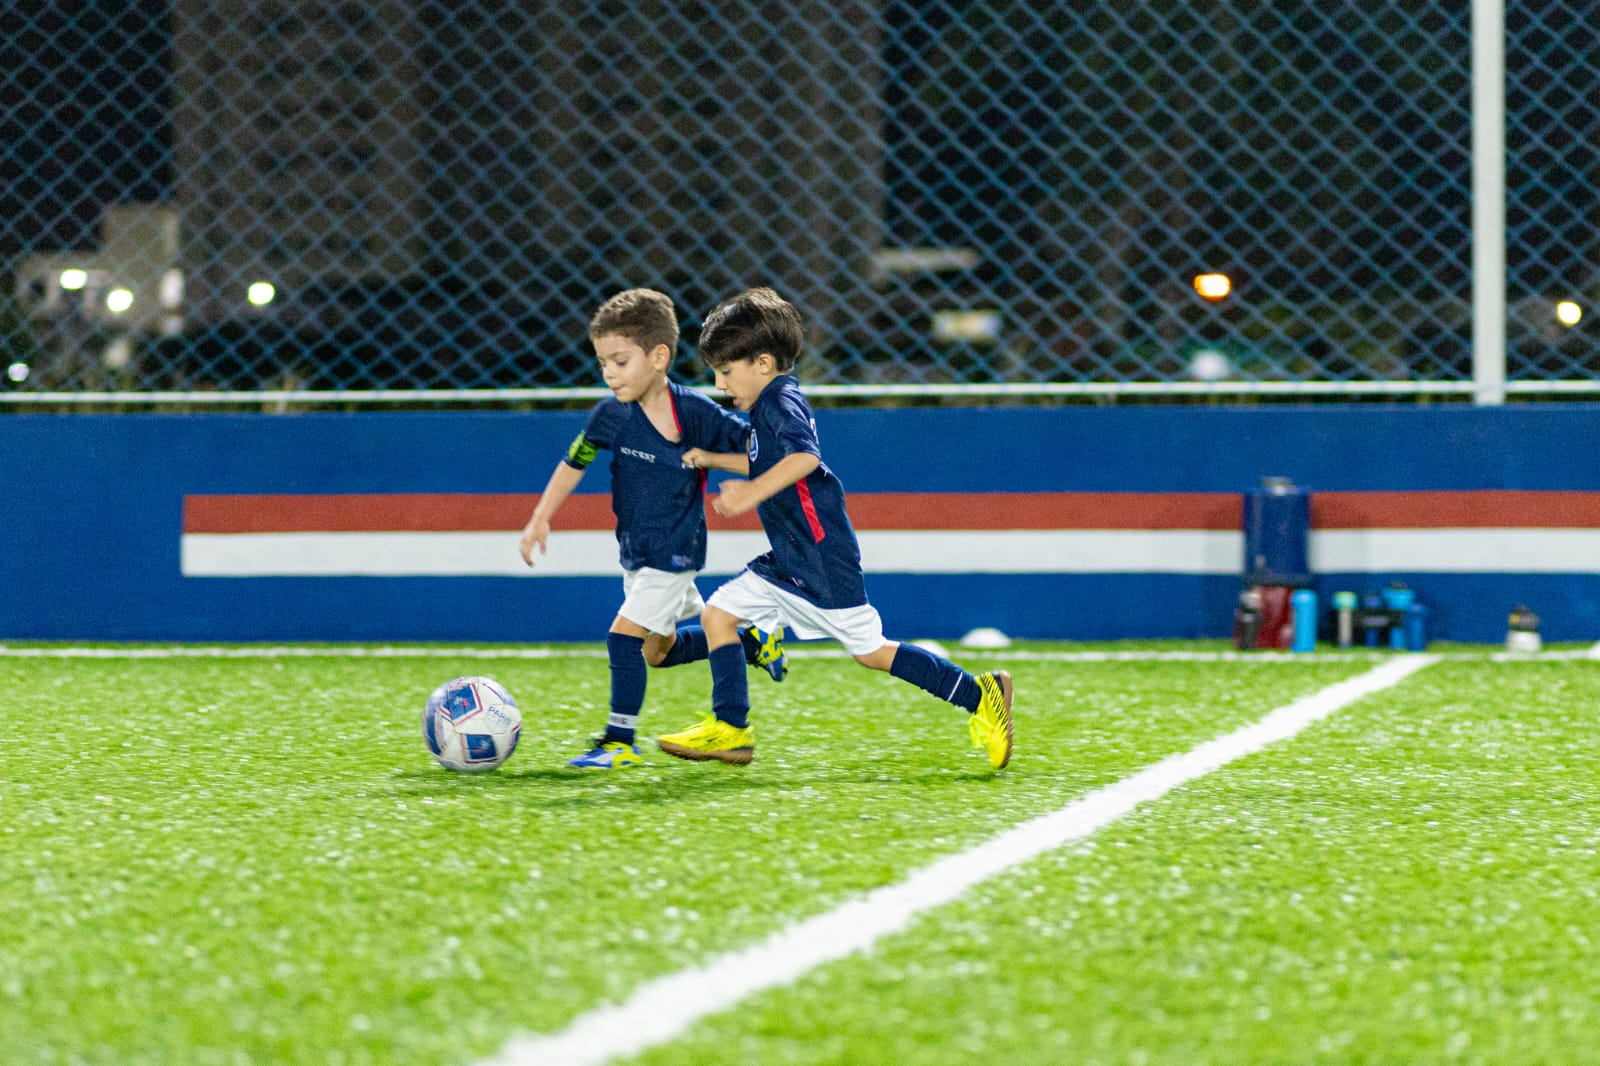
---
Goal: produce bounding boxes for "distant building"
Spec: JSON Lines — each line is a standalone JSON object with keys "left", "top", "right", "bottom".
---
{"left": 171, "top": 0, "right": 425, "bottom": 323}
{"left": 16, "top": 203, "right": 182, "bottom": 333}
{"left": 168, "top": 1, "right": 883, "bottom": 358}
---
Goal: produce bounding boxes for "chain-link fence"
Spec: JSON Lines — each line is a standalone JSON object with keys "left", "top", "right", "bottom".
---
{"left": 3, "top": 1, "right": 1597, "bottom": 398}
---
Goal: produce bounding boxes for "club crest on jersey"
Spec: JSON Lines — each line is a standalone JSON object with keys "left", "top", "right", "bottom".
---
{"left": 747, "top": 429, "right": 759, "bottom": 462}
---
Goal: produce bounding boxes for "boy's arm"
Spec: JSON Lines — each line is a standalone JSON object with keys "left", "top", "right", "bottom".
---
{"left": 681, "top": 448, "right": 750, "bottom": 475}
{"left": 520, "top": 462, "right": 586, "bottom": 566}
{"left": 713, "top": 452, "right": 819, "bottom": 517}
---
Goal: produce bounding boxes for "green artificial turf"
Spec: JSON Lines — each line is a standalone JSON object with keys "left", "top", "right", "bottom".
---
{"left": 9, "top": 646, "right": 1587, "bottom": 1064}
{"left": 632, "top": 658, "right": 1600, "bottom": 1066}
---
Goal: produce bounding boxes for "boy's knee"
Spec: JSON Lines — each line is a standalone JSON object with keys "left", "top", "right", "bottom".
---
{"left": 852, "top": 643, "right": 897, "bottom": 671}
{"left": 702, "top": 605, "right": 740, "bottom": 639}
{"left": 640, "top": 630, "right": 682, "bottom": 666}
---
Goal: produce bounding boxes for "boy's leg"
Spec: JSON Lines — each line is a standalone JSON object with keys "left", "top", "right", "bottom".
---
{"left": 703, "top": 606, "right": 749, "bottom": 728}
{"left": 570, "top": 615, "right": 649, "bottom": 769}
{"left": 856, "top": 640, "right": 1014, "bottom": 770}
{"left": 652, "top": 623, "right": 785, "bottom": 682}
{"left": 657, "top": 604, "right": 756, "bottom": 764}
{"left": 648, "top": 626, "right": 707, "bottom": 667}
{"left": 638, "top": 565, "right": 782, "bottom": 681}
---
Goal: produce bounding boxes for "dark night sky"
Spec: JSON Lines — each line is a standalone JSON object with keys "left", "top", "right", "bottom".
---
{"left": 1, "top": 0, "right": 172, "bottom": 260}
{"left": 2, "top": 0, "right": 1593, "bottom": 298}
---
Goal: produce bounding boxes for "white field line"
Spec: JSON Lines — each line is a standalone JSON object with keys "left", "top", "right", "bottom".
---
{"left": 480, "top": 654, "right": 1441, "bottom": 1066}
{"left": 0, "top": 644, "right": 1586, "bottom": 662}
{"left": 1587, "top": 639, "right": 1600, "bottom": 659}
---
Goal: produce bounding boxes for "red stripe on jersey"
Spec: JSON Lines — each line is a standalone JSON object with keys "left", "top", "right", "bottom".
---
{"left": 796, "top": 479, "right": 827, "bottom": 543}
{"left": 667, "top": 390, "right": 706, "bottom": 493}
{"left": 667, "top": 391, "right": 684, "bottom": 437}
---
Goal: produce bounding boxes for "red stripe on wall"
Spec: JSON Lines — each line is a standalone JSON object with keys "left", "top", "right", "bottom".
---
{"left": 184, "top": 490, "right": 1600, "bottom": 535}
{"left": 1313, "top": 491, "right": 1600, "bottom": 529}
{"left": 183, "top": 494, "right": 612, "bottom": 533}
{"left": 185, "top": 491, "right": 1242, "bottom": 533}
{"left": 823, "top": 492, "right": 1241, "bottom": 531}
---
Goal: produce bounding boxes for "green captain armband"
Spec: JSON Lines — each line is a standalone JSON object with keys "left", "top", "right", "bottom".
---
{"left": 565, "top": 431, "right": 600, "bottom": 470}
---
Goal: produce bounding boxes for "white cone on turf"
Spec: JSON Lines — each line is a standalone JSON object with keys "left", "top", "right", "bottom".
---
{"left": 959, "top": 627, "right": 1011, "bottom": 649}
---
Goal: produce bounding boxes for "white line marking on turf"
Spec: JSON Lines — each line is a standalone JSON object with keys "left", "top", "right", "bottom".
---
{"left": 479, "top": 653, "right": 1441, "bottom": 1066}
{"left": 1587, "top": 639, "right": 1600, "bottom": 659}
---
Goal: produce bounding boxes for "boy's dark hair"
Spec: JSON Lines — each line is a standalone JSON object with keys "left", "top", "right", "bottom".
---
{"left": 698, "top": 287, "right": 804, "bottom": 372}
{"left": 588, "top": 288, "right": 679, "bottom": 355}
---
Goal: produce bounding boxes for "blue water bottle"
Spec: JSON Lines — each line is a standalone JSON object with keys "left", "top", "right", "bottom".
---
{"left": 1403, "top": 602, "right": 1428, "bottom": 651}
{"left": 1290, "top": 589, "right": 1318, "bottom": 653}
{"left": 1381, "top": 583, "right": 1415, "bottom": 650}
{"left": 1362, "top": 591, "right": 1384, "bottom": 646}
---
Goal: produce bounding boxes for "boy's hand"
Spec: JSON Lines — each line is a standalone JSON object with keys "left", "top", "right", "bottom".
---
{"left": 713, "top": 479, "right": 758, "bottom": 516}
{"left": 681, "top": 448, "right": 711, "bottom": 469}
{"left": 519, "top": 516, "right": 551, "bottom": 567}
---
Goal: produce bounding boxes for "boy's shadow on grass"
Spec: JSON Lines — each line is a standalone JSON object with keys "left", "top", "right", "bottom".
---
{"left": 392, "top": 764, "right": 1003, "bottom": 809}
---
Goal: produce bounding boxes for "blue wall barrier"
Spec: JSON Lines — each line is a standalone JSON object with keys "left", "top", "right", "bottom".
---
{"left": 5, "top": 405, "right": 1600, "bottom": 644}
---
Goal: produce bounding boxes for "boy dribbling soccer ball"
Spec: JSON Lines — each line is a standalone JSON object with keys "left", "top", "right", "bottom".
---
{"left": 519, "top": 289, "right": 787, "bottom": 769}
{"left": 664, "top": 288, "right": 1014, "bottom": 769}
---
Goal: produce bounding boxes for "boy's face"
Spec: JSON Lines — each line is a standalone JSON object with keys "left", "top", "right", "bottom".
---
{"left": 593, "top": 333, "right": 670, "bottom": 403}
{"left": 711, "top": 354, "right": 777, "bottom": 411}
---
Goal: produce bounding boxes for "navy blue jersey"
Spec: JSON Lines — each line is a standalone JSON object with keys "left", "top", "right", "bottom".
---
{"left": 564, "top": 382, "right": 748, "bottom": 572}
{"left": 744, "top": 375, "right": 867, "bottom": 609}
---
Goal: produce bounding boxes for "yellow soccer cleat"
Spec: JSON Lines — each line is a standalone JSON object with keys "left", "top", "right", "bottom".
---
{"left": 739, "top": 623, "right": 788, "bottom": 682}
{"left": 968, "top": 670, "right": 1014, "bottom": 769}
{"left": 657, "top": 714, "right": 755, "bottom": 765}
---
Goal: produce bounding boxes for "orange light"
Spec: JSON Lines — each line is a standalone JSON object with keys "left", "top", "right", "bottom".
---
{"left": 1194, "top": 273, "right": 1231, "bottom": 301}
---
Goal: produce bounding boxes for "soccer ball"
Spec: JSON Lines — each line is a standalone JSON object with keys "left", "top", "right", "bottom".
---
{"left": 422, "top": 676, "right": 522, "bottom": 772}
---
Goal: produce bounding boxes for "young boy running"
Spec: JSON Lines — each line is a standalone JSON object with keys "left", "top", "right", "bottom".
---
{"left": 519, "top": 289, "right": 787, "bottom": 769}
{"left": 662, "top": 287, "right": 1014, "bottom": 769}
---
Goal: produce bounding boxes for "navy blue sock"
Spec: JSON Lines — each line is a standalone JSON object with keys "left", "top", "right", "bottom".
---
{"left": 655, "top": 626, "right": 709, "bottom": 668}
{"left": 709, "top": 643, "right": 750, "bottom": 729}
{"left": 890, "top": 643, "right": 981, "bottom": 713}
{"left": 605, "top": 632, "right": 647, "bottom": 743}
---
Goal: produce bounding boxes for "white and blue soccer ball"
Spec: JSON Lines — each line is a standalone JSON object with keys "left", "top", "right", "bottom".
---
{"left": 422, "top": 675, "right": 522, "bottom": 772}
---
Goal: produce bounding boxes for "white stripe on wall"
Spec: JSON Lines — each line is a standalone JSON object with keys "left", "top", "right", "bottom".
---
{"left": 180, "top": 527, "right": 1600, "bottom": 578}
{"left": 1311, "top": 528, "right": 1600, "bottom": 573}
{"left": 182, "top": 532, "right": 764, "bottom": 577}
{"left": 859, "top": 529, "right": 1242, "bottom": 574}
{"left": 180, "top": 530, "right": 1241, "bottom": 577}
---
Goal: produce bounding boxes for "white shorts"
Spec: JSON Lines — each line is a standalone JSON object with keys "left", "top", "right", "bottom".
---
{"left": 707, "top": 569, "right": 887, "bottom": 657}
{"left": 618, "top": 567, "right": 705, "bottom": 636}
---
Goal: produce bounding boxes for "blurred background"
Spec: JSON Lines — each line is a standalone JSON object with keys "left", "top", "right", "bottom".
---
{"left": 5, "top": 0, "right": 1597, "bottom": 398}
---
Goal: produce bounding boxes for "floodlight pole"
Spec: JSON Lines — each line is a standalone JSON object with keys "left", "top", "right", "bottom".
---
{"left": 1472, "top": 0, "right": 1507, "bottom": 405}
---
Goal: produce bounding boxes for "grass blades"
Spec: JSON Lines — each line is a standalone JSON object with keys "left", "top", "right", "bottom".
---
{"left": 631, "top": 659, "right": 1600, "bottom": 1066}
{"left": 8, "top": 647, "right": 1593, "bottom": 1064}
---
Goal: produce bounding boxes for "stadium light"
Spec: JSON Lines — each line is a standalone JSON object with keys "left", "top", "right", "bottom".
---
{"left": 1194, "top": 273, "right": 1231, "bottom": 301}
{"left": 60, "top": 268, "right": 88, "bottom": 290}
{"left": 931, "top": 308, "right": 1001, "bottom": 342}
{"left": 1556, "top": 300, "right": 1582, "bottom": 326}
{"left": 7, "top": 362, "right": 28, "bottom": 383}
{"left": 105, "top": 288, "right": 134, "bottom": 313}
{"left": 161, "top": 269, "right": 184, "bottom": 309}
{"left": 247, "top": 281, "right": 276, "bottom": 307}
{"left": 1189, "top": 348, "right": 1231, "bottom": 381}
